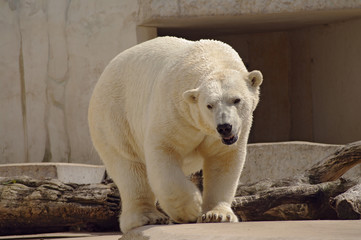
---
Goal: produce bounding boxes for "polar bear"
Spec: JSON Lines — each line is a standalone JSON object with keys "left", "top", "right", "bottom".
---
{"left": 88, "top": 36, "right": 262, "bottom": 233}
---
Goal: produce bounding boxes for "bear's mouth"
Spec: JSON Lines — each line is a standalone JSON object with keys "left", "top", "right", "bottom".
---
{"left": 221, "top": 135, "right": 238, "bottom": 145}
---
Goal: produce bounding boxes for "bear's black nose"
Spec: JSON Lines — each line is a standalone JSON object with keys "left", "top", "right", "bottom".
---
{"left": 217, "top": 123, "right": 232, "bottom": 136}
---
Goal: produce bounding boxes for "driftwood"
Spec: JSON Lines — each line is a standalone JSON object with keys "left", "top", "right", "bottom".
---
{"left": 306, "top": 141, "right": 361, "bottom": 184}
{"left": 330, "top": 183, "right": 361, "bottom": 219}
{"left": 0, "top": 178, "right": 120, "bottom": 235}
{"left": 1, "top": 141, "right": 361, "bottom": 235}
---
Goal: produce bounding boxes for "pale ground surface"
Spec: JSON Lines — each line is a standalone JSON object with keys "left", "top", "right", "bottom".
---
{"left": 2, "top": 221, "right": 361, "bottom": 240}
{"left": 0, "top": 232, "right": 121, "bottom": 240}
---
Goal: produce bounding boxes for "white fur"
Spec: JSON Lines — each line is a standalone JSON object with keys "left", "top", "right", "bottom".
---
{"left": 88, "top": 36, "right": 262, "bottom": 233}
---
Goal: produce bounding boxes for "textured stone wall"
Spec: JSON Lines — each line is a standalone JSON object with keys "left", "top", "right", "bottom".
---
{"left": 0, "top": 0, "right": 140, "bottom": 164}
{"left": 139, "top": 0, "right": 361, "bottom": 31}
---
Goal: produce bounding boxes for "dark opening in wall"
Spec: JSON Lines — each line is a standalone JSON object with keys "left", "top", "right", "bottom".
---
{"left": 157, "top": 18, "right": 361, "bottom": 144}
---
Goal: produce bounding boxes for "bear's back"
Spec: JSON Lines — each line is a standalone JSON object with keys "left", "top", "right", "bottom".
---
{"left": 89, "top": 37, "right": 247, "bottom": 150}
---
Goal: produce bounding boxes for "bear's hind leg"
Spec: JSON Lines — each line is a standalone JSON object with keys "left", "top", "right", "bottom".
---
{"left": 104, "top": 157, "right": 168, "bottom": 233}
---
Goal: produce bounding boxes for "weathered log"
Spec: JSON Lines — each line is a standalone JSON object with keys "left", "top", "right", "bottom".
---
{"left": 0, "top": 177, "right": 120, "bottom": 235}
{"left": 232, "top": 178, "right": 359, "bottom": 221}
{"left": 231, "top": 141, "right": 361, "bottom": 221}
{"left": 306, "top": 141, "right": 361, "bottom": 184}
{"left": 330, "top": 183, "right": 361, "bottom": 219}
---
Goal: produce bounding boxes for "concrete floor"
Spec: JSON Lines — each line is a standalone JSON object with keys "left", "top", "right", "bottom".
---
{"left": 1, "top": 220, "right": 361, "bottom": 240}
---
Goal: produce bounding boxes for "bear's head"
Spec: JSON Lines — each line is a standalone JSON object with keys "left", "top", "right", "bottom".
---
{"left": 183, "top": 69, "right": 262, "bottom": 145}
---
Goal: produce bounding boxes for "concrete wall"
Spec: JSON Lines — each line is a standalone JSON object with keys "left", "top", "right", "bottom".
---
{"left": 0, "top": 0, "right": 151, "bottom": 164}
{"left": 291, "top": 19, "right": 361, "bottom": 144}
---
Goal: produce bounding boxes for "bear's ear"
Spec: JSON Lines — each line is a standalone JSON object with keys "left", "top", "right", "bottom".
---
{"left": 182, "top": 88, "right": 199, "bottom": 104}
{"left": 248, "top": 70, "right": 263, "bottom": 87}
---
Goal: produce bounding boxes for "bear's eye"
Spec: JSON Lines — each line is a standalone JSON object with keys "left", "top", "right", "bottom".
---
{"left": 207, "top": 104, "right": 213, "bottom": 110}
{"left": 233, "top": 98, "right": 241, "bottom": 104}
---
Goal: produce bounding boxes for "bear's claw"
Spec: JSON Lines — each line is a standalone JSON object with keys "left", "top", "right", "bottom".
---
{"left": 197, "top": 209, "right": 238, "bottom": 223}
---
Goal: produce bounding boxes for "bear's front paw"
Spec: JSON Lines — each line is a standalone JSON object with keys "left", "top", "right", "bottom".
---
{"left": 197, "top": 207, "right": 238, "bottom": 223}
